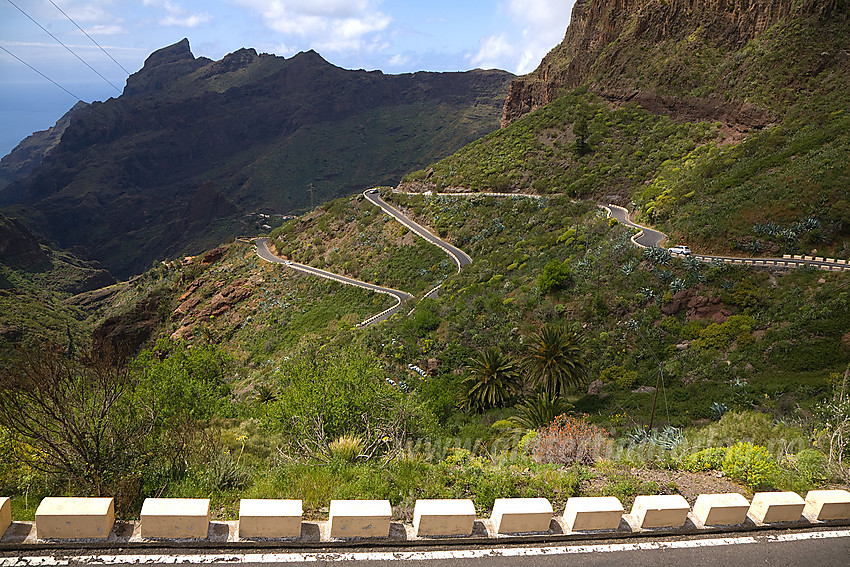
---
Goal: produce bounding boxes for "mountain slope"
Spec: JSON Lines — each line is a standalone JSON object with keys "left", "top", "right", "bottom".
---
{"left": 405, "top": 0, "right": 850, "bottom": 258}
{"left": 0, "top": 39, "right": 513, "bottom": 278}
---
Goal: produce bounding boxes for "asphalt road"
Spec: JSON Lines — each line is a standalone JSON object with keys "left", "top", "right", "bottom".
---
{"left": 255, "top": 238, "right": 412, "bottom": 326}
{"left": 605, "top": 204, "right": 850, "bottom": 272}
{"left": 363, "top": 190, "right": 472, "bottom": 270}
{"left": 605, "top": 204, "right": 667, "bottom": 248}
{"left": 4, "top": 528, "right": 848, "bottom": 566}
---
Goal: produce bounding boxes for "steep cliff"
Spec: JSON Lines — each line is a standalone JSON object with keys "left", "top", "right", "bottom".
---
{"left": 503, "top": 0, "right": 848, "bottom": 126}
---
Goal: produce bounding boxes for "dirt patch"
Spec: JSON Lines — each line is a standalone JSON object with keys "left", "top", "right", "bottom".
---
{"left": 584, "top": 467, "right": 751, "bottom": 506}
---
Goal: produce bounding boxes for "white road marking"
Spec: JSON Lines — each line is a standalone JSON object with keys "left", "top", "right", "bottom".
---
{"left": 3, "top": 530, "right": 849, "bottom": 565}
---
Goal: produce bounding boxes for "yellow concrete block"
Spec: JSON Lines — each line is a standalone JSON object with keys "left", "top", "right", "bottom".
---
{"left": 631, "top": 495, "right": 690, "bottom": 528}
{"left": 491, "top": 498, "right": 552, "bottom": 534}
{"left": 238, "top": 499, "right": 302, "bottom": 538}
{"left": 35, "top": 497, "right": 114, "bottom": 539}
{"left": 413, "top": 499, "right": 475, "bottom": 536}
{"left": 563, "top": 497, "right": 624, "bottom": 531}
{"left": 140, "top": 498, "right": 210, "bottom": 539}
{"left": 693, "top": 493, "right": 750, "bottom": 526}
{"left": 0, "top": 497, "right": 10, "bottom": 537}
{"left": 329, "top": 500, "right": 391, "bottom": 538}
{"left": 749, "top": 492, "right": 805, "bottom": 523}
{"left": 804, "top": 490, "right": 850, "bottom": 521}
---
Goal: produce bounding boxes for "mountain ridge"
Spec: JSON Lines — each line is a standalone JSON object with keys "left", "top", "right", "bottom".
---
{"left": 0, "top": 39, "right": 513, "bottom": 278}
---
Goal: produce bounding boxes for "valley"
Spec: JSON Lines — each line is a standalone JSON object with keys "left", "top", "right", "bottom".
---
{"left": 0, "top": 0, "right": 848, "bottom": 534}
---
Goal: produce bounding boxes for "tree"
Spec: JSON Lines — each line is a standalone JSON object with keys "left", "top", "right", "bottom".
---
{"left": 523, "top": 325, "right": 587, "bottom": 397}
{"left": 462, "top": 347, "right": 520, "bottom": 412}
{"left": 573, "top": 115, "right": 591, "bottom": 157}
{"left": 0, "top": 347, "right": 156, "bottom": 496}
{"left": 508, "top": 393, "right": 574, "bottom": 430}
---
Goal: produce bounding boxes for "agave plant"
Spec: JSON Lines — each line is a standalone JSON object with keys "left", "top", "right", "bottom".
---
{"left": 626, "top": 426, "right": 684, "bottom": 449}
{"left": 710, "top": 402, "right": 729, "bottom": 421}
{"left": 508, "top": 393, "right": 575, "bottom": 430}
{"left": 642, "top": 246, "right": 672, "bottom": 265}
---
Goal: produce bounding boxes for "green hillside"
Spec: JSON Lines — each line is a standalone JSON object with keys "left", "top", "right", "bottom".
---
{"left": 1, "top": 1, "right": 849, "bottom": 522}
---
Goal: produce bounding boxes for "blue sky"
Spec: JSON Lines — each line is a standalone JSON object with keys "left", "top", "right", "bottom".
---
{"left": 0, "top": 0, "right": 576, "bottom": 157}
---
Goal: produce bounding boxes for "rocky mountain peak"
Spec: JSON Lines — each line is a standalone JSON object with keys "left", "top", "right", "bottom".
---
{"left": 123, "top": 38, "right": 210, "bottom": 96}
{"left": 143, "top": 37, "right": 194, "bottom": 69}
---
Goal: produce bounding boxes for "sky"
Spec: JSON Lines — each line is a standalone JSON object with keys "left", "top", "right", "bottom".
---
{"left": 0, "top": 0, "right": 576, "bottom": 158}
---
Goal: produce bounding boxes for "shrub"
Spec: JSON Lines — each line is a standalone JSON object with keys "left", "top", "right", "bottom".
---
{"left": 786, "top": 448, "right": 828, "bottom": 487}
{"left": 689, "top": 411, "right": 808, "bottom": 453}
{"left": 721, "top": 442, "right": 780, "bottom": 489}
{"left": 205, "top": 451, "right": 250, "bottom": 491}
{"left": 681, "top": 447, "right": 728, "bottom": 472}
{"left": 531, "top": 415, "right": 610, "bottom": 465}
{"left": 538, "top": 260, "right": 573, "bottom": 293}
{"left": 329, "top": 435, "right": 365, "bottom": 463}
{"left": 600, "top": 365, "right": 638, "bottom": 390}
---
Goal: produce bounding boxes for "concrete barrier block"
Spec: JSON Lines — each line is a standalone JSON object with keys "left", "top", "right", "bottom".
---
{"left": 804, "top": 490, "right": 850, "bottom": 521}
{"left": 413, "top": 499, "right": 476, "bottom": 536}
{"left": 329, "top": 500, "right": 391, "bottom": 538}
{"left": 35, "top": 497, "right": 114, "bottom": 539}
{"left": 815, "top": 257, "right": 824, "bottom": 261}
{"left": 491, "top": 498, "right": 552, "bottom": 534}
{"left": 826, "top": 258, "right": 835, "bottom": 263}
{"left": 140, "top": 498, "right": 210, "bottom": 539}
{"left": 839, "top": 259, "right": 847, "bottom": 265}
{"left": 693, "top": 493, "right": 750, "bottom": 526}
{"left": 238, "top": 499, "right": 302, "bottom": 538}
{"left": 563, "top": 497, "right": 624, "bottom": 531}
{"left": 804, "top": 256, "right": 813, "bottom": 260}
{"left": 631, "top": 495, "right": 690, "bottom": 528}
{"left": 1, "top": 497, "right": 10, "bottom": 537}
{"left": 749, "top": 492, "right": 804, "bottom": 523}
{"left": 794, "top": 255, "right": 803, "bottom": 259}
{"left": 783, "top": 254, "right": 791, "bottom": 259}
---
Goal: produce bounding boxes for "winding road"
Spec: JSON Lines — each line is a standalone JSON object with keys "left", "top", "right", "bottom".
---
{"left": 255, "top": 188, "right": 474, "bottom": 327}
{"left": 605, "top": 204, "right": 850, "bottom": 272}
{"left": 256, "top": 191, "right": 849, "bottom": 327}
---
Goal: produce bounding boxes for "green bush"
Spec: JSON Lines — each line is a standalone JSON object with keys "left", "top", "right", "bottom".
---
{"left": 721, "top": 442, "right": 780, "bottom": 489}
{"left": 689, "top": 411, "right": 808, "bottom": 452}
{"left": 600, "top": 365, "right": 638, "bottom": 390}
{"left": 538, "top": 259, "right": 573, "bottom": 293}
{"left": 784, "top": 448, "right": 828, "bottom": 489}
{"left": 681, "top": 446, "right": 727, "bottom": 472}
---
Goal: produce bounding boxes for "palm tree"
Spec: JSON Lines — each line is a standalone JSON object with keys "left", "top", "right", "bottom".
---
{"left": 508, "top": 393, "right": 574, "bottom": 430}
{"left": 462, "top": 347, "right": 520, "bottom": 412}
{"left": 523, "top": 325, "right": 587, "bottom": 397}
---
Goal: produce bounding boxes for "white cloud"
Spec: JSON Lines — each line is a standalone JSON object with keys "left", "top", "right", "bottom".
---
{"left": 467, "top": 0, "right": 574, "bottom": 74}
{"left": 84, "top": 24, "right": 127, "bottom": 36}
{"left": 143, "top": 0, "right": 212, "bottom": 28}
{"left": 388, "top": 53, "right": 410, "bottom": 68}
{"left": 468, "top": 33, "right": 516, "bottom": 70}
{"left": 508, "top": 0, "right": 574, "bottom": 73}
{"left": 233, "top": 0, "right": 391, "bottom": 53}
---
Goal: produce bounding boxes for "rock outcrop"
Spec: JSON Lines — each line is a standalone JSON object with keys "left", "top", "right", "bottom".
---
{"left": 0, "top": 213, "right": 46, "bottom": 269}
